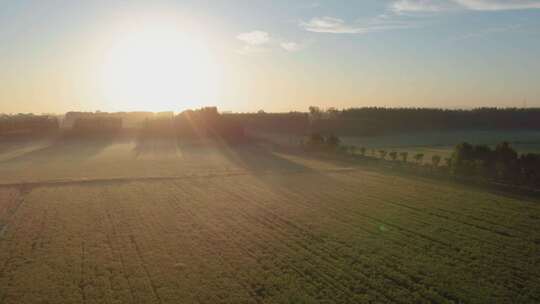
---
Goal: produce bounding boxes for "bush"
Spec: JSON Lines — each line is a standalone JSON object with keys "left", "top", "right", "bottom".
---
{"left": 325, "top": 134, "right": 341, "bottom": 149}
{"left": 400, "top": 152, "right": 408, "bottom": 163}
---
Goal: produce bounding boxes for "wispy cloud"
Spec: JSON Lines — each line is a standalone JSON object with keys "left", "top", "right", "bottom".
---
{"left": 300, "top": 17, "right": 368, "bottom": 34}
{"left": 237, "top": 31, "right": 270, "bottom": 45}
{"left": 236, "top": 30, "right": 271, "bottom": 54}
{"left": 300, "top": 16, "right": 415, "bottom": 34}
{"left": 280, "top": 42, "right": 302, "bottom": 52}
{"left": 390, "top": 0, "right": 540, "bottom": 13}
{"left": 237, "top": 31, "right": 306, "bottom": 54}
{"left": 453, "top": 0, "right": 540, "bottom": 11}
{"left": 391, "top": 0, "right": 453, "bottom": 13}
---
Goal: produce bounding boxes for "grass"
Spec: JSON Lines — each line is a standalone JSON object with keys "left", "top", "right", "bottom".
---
{"left": 340, "top": 130, "right": 540, "bottom": 164}
{"left": 0, "top": 138, "right": 540, "bottom": 303}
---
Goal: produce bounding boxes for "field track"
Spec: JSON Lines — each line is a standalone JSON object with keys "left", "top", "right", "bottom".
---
{"left": 0, "top": 167, "right": 357, "bottom": 189}
{"left": 1, "top": 162, "right": 540, "bottom": 304}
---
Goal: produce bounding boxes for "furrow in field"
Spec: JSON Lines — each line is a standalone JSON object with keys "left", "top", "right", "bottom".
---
{"left": 206, "top": 177, "right": 458, "bottom": 304}
{"left": 165, "top": 179, "right": 374, "bottom": 303}
{"left": 219, "top": 173, "right": 532, "bottom": 302}
{"left": 176, "top": 179, "right": 399, "bottom": 303}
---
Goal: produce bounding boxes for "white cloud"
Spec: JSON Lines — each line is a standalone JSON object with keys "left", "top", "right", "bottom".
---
{"left": 453, "top": 0, "right": 540, "bottom": 10}
{"left": 300, "top": 17, "right": 369, "bottom": 34}
{"left": 300, "top": 16, "right": 416, "bottom": 34}
{"left": 281, "top": 42, "right": 302, "bottom": 52}
{"left": 391, "top": 0, "right": 453, "bottom": 13}
{"left": 236, "top": 31, "right": 306, "bottom": 54}
{"left": 389, "top": 0, "right": 540, "bottom": 13}
{"left": 236, "top": 31, "right": 270, "bottom": 45}
{"left": 236, "top": 31, "right": 271, "bottom": 55}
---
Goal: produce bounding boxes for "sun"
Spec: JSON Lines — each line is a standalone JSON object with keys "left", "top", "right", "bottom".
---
{"left": 101, "top": 26, "right": 221, "bottom": 112}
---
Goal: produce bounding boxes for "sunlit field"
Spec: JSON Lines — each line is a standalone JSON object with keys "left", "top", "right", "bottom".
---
{"left": 1, "top": 138, "right": 539, "bottom": 303}
{"left": 2, "top": 0, "right": 540, "bottom": 303}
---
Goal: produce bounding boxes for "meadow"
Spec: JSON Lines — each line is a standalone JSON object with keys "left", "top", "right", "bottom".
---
{"left": 1, "top": 137, "right": 540, "bottom": 303}
{"left": 341, "top": 130, "right": 540, "bottom": 164}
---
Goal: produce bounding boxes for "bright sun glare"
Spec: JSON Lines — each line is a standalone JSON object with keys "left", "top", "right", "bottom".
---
{"left": 102, "top": 26, "right": 220, "bottom": 112}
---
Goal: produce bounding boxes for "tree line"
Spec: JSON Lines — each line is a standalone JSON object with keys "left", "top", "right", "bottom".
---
{"left": 309, "top": 107, "right": 540, "bottom": 136}
{"left": 304, "top": 133, "right": 540, "bottom": 188}
{"left": 0, "top": 114, "right": 59, "bottom": 136}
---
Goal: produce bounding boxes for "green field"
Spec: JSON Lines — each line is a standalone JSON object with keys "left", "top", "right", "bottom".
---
{"left": 339, "top": 130, "right": 540, "bottom": 164}
{"left": 1, "top": 138, "right": 540, "bottom": 303}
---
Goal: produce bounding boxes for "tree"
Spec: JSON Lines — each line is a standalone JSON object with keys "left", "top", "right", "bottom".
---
{"left": 325, "top": 134, "right": 341, "bottom": 149}
{"left": 348, "top": 145, "right": 357, "bottom": 155}
{"left": 400, "top": 152, "right": 408, "bottom": 163}
{"left": 308, "top": 106, "right": 322, "bottom": 120}
{"left": 359, "top": 147, "right": 366, "bottom": 157}
{"left": 494, "top": 142, "right": 518, "bottom": 180}
{"left": 306, "top": 133, "right": 324, "bottom": 148}
{"left": 444, "top": 157, "right": 452, "bottom": 168}
{"left": 473, "top": 145, "right": 495, "bottom": 177}
{"left": 327, "top": 107, "right": 339, "bottom": 118}
{"left": 389, "top": 151, "right": 398, "bottom": 161}
{"left": 413, "top": 153, "right": 424, "bottom": 164}
{"left": 451, "top": 142, "right": 475, "bottom": 175}
{"left": 432, "top": 155, "right": 441, "bottom": 167}
{"left": 520, "top": 153, "right": 540, "bottom": 185}
{"left": 379, "top": 150, "right": 387, "bottom": 160}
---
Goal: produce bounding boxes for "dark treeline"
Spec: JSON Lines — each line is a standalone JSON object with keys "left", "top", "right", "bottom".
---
{"left": 64, "top": 111, "right": 165, "bottom": 129}
{"left": 304, "top": 132, "right": 540, "bottom": 189}
{"left": 71, "top": 117, "right": 123, "bottom": 136}
{"left": 174, "top": 107, "right": 244, "bottom": 141}
{"left": 224, "top": 112, "right": 309, "bottom": 134}
{"left": 0, "top": 114, "right": 59, "bottom": 136}
{"left": 451, "top": 142, "right": 540, "bottom": 187}
{"left": 5, "top": 107, "right": 540, "bottom": 139}
{"left": 64, "top": 107, "right": 245, "bottom": 142}
{"left": 309, "top": 107, "right": 540, "bottom": 135}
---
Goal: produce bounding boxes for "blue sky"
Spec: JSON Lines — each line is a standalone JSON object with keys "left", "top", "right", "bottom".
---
{"left": 0, "top": 0, "right": 539, "bottom": 113}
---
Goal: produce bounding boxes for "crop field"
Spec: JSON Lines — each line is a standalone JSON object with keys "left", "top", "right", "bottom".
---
{"left": 1, "top": 139, "right": 540, "bottom": 303}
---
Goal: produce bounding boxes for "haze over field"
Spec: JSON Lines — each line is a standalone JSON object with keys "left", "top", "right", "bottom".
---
{"left": 1, "top": 0, "right": 540, "bottom": 113}
{"left": 2, "top": 1, "right": 540, "bottom": 303}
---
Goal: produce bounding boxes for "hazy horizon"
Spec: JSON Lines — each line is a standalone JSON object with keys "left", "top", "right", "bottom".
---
{"left": 1, "top": 0, "right": 539, "bottom": 113}
{"left": 6, "top": 104, "right": 540, "bottom": 116}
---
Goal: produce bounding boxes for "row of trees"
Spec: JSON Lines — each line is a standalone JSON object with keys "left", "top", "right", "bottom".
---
{"left": 305, "top": 133, "right": 540, "bottom": 188}
{"left": 304, "top": 133, "right": 342, "bottom": 150}
{"left": 451, "top": 142, "right": 540, "bottom": 186}
{"left": 308, "top": 107, "right": 540, "bottom": 136}
{"left": 0, "top": 114, "right": 59, "bottom": 136}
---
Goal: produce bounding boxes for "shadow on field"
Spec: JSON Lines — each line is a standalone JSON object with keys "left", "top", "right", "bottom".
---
{"left": 218, "top": 143, "right": 312, "bottom": 173}
{"left": 0, "top": 137, "right": 113, "bottom": 164}
{"left": 217, "top": 143, "right": 353, "bottom": 195}
{"left": 132, "top": 137, "right": 180, "bottom": 158}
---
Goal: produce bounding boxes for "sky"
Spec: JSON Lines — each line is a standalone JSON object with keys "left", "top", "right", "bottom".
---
{"left": 0, "top": 0, "right": 539, "bottom": 113}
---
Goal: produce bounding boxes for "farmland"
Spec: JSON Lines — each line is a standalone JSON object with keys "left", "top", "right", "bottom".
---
{"left": 341, "top": 130, "right": 540, "bottom": 164}
{"left": 1, "top": 138, "right": 540, "bottom": 303}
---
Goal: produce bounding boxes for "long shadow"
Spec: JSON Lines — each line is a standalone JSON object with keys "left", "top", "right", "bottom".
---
{"left": 132, "top": 136, "right": 180, "bottom": 158}
{"left": 209, "top": 142, "right": 362, "bottom": 210}
{"left": 215, "top": 143, "right": 312, "bottom": 173}
{"left": 1, "top": 137, "right": 114, "bottom": 164}
{"left": 0, "top": 135, "right": 58, "bottom": 155}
